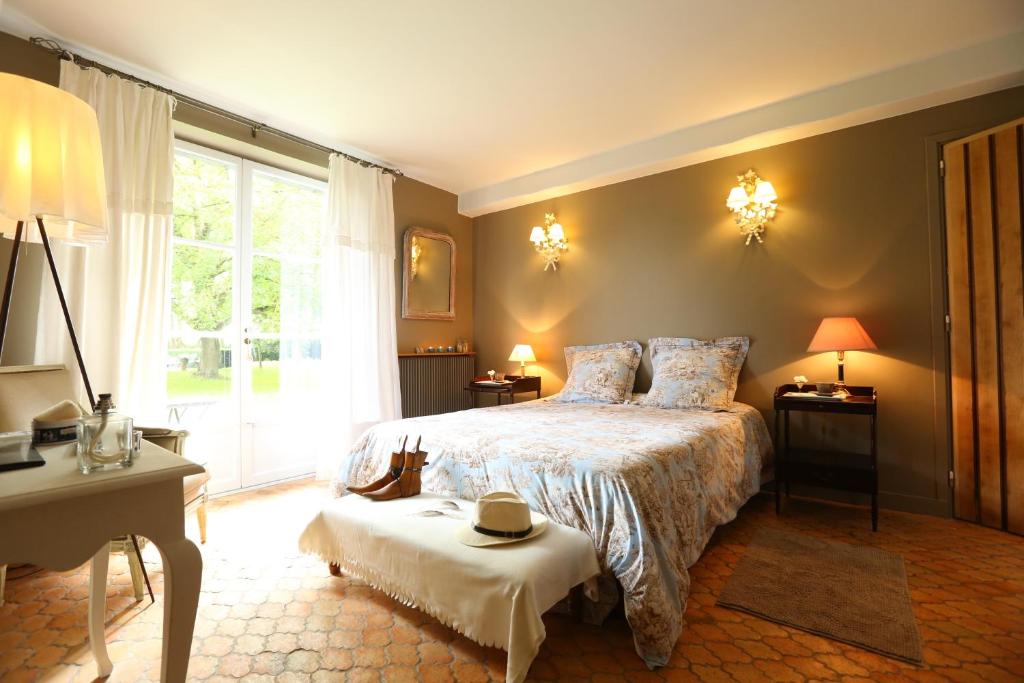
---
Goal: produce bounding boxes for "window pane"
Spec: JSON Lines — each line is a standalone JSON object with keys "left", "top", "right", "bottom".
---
{"left": 251, "top": 170, "right": 324, "bottom": 256}
{"left": 167, "top": 336, "right": 234, "bottom": 400}
{"left": 251, "top": 255, "right": 320, "bottom": 335}
{"left": 171, "top": 243, "right": 234, "bottom": 333}
{"left": 173, "top": 153, "right": 236, "bottom": 244}
{"left": 249, "top": 338, "right": 322, "bottom": 395}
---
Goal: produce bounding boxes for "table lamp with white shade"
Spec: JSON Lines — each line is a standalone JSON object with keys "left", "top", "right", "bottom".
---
{"left": 508, "top": 344, "right": 536, "bottom": 377}
{"left": 0, "top": 73, "right": 108, "bottom": 410}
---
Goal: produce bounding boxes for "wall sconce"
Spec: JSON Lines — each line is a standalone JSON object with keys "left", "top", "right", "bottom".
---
{"left": 410, "top": 235, "right": 422, "bottom": 278}
{"left": 726, "top": 169, "right": 778, "bottom": 245}
{"left": 529, "top": 213, "right": 569, "bottom": 271}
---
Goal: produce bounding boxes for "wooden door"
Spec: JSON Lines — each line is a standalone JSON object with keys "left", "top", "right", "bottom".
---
{"left": 943, "top": 117, "right": 1024, "bottom": 534}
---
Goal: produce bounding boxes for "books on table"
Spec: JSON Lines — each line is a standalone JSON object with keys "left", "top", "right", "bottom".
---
{"left": 782, "top": 391, "right": 845, "bottom": 401}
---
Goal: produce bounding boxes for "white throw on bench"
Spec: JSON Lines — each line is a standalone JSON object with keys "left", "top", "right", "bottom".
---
{"left": 298, "top": 493, "right": 600, "bottom": 683}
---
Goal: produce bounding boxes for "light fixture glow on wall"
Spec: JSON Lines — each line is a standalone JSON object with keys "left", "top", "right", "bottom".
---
{"left": 726, "top": 169, "right": 778, "bottom": 245}
{"left": 529, "top": 213, "right": 569, "bottom": 271}
{"left": 409, "top": 235, "right": 422, "bottom": 278}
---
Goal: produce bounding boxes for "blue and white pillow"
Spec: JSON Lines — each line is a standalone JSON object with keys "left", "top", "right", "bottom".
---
{"left": 555, "top": 341, "right": 642, "bottom": 404}
{"left": 641, "top": 337, "right": 749, "bottom": 410}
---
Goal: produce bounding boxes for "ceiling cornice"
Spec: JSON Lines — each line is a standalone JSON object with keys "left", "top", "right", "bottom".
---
{"left": 458, "top": 30, "right": 1024, "bottom": 218}
{"left": 0, "top": 5, "right": 410, "bottom": 182}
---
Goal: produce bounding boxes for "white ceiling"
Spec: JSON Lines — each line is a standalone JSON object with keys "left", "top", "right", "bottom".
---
{"left": 4, "top": 1, "right": 1024, "bottom": 216}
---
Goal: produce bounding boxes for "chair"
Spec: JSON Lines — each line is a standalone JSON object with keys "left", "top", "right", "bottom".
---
{"left": 0, "top": 364, "right": 209, "bottom": 604}
{"left": 108, "top": 425, "right": 208, "bottom": 601}
{"left": 140, "top": 427, "right": 208, "bottom": 544}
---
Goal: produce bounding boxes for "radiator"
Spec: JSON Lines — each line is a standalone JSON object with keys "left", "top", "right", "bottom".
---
{"left": 398, "top": 353, "right": 475, "bottom": 418}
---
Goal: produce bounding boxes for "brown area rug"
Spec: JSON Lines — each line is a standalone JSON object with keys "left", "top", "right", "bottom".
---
{"left": 717, "top": 528, "right": 922, "bottom": 664}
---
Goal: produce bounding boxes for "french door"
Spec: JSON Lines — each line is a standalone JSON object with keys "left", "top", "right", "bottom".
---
{"left": 169, "top": 141, "right": 327, "bottom": 493}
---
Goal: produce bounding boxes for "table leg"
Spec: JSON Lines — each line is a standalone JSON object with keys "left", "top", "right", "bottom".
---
{"left": 569, "top": 584, "right": 585, "bottom": 622}
{"left": 783, "top": 409, "right": 791, "bottom": 498}
{"left": 870, "top": 413, "right": 878, "bottom": 531}
{"left": 154, "top": 537, "right": 202, "bottom": 683}
{"left": 774, "top": 410, "right": 781, "bottom": 514}
{"left": 89, "top": 543, "right": 113, "bottom": 678}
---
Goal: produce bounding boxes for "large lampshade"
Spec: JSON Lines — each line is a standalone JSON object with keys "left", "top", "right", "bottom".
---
{"left": 807, "top": 317, "right": 877, "bottom": 352}
{"left": 0, "top": 72, "right": 108, "bottom": 244}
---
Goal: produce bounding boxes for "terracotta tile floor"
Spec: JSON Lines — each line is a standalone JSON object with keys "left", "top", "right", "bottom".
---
{"left": 2, "top": 479, "right": 1023, "bottom": 682}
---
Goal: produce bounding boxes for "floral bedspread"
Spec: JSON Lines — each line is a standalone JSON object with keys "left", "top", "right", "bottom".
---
{"left": 331, "top": 398, "right": 772, "bottom": 667}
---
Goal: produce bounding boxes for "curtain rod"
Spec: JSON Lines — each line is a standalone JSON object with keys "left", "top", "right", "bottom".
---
{"left": 29, "top": 37, "right": 403, "bottom": 177}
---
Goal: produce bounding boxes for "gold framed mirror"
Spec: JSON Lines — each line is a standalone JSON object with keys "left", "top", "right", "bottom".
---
{"left": 402, "top": 227, "right": 456, "bottom": 320}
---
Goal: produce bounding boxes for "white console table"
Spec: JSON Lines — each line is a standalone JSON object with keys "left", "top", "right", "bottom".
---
{"left": 0, "top": 441, "right": 204, "bottom": 682}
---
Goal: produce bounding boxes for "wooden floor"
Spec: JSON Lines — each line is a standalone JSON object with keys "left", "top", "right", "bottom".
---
{"left": 1, "top": 479, "right": 1022, "bottom": 682}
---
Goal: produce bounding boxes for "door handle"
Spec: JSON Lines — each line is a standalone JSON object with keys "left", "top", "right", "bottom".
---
{"left": 244, "top": 337, "right": 251, "bottom": 345}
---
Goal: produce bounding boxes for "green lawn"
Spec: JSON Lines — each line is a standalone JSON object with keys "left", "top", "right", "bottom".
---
{"left": 167, "top": 366, "right": 280, "bottom": 399}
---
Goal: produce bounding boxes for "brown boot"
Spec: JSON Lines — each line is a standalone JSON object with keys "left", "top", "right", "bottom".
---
{"left": 365, "top": 439, "right": 428, "bottom": 501}
{"left": 348, "top": 437, "right": 407, "bottom": 495}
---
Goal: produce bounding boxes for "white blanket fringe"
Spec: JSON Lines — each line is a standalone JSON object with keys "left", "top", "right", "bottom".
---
{"left": 298, "top": 536, "right": 512, "bottom": 652}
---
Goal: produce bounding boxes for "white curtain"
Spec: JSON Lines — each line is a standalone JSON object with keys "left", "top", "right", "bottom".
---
{"left": 317, "top": 155, "right": 402, "bottom": 479}
{"left": 35, "top": 61, "right": 175, "bottom": 423}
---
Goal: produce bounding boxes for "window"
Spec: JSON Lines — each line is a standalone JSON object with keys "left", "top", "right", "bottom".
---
{"left": 168, "top": 141, "right": 328, "bottom": 491}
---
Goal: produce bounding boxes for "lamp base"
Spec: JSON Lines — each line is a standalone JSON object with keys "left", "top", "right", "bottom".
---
{"left": 835, "top": 350, "right": 849, "bottom": 396}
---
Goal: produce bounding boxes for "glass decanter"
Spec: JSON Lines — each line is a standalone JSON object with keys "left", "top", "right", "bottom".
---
{"left": 77, "top": 393, "right": 134, "bottom": 473}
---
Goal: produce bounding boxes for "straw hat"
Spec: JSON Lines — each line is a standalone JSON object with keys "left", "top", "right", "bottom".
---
{"left": 455, "top": 491, "right": 548, "bottom": 547}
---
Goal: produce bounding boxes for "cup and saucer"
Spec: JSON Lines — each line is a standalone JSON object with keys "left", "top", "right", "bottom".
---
{"left": 815, "top": 382, "right": 838, "bottom": 397}
{"left": 814, "top": 382, "right": 852, "bottom": 399}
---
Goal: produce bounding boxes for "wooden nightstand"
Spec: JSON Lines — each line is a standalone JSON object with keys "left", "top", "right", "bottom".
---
{"left": 465, "top": 375, "right": 541, "bottom": 407}
{"left": 773, "top": 384, "right": 878, "bottom": 530}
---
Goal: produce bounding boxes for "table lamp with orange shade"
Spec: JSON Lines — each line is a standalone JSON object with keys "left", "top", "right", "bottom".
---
{"left": 807, "top": 317, "right": 877, "bottom": 390}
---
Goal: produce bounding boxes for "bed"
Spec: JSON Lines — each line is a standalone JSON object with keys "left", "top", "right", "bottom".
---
{"left": 331, "top": 397, "right": 772, "bottom": 668}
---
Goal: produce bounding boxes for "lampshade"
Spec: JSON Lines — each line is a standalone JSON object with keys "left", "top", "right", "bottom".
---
{"left": 0, "top": 73, "right": 108, "bottom": 245}
{"left": 726, "top": 186, "right": 749, "bottom": 209}
{"left": 508, "top": 344, "right": 537, "bottom": 363}
{"left": 529, "top": 226, "right": 545, "bottom": 243}
{"left": 752, "top": 180, "right": 777, "bottom": 203}
{"left": 807, "top": 317, "right": 877, "bottom": 352}
{"left": 546, "top": 222, "right": 564, "bottom": 241}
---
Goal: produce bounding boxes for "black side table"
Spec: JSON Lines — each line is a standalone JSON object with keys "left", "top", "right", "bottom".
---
{"left": 464, "top": 375, "right": 542, "bottom": 407}
{"left": 773, "top": 384, "right": 879, "bottom": 530}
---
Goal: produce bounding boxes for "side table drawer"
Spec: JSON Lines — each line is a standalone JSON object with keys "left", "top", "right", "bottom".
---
{"left": 785, "top": 462, "right": 875, "bottom": 494}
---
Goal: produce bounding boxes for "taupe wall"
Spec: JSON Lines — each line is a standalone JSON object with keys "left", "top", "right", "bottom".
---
{"left": 393, "top": 178, "right": 473, "bottom": 351}
{"left": 473, "top": 86, "right": 1024, "bottom": 515}
{"left": 0, "top": 31, "right": 471, "bottom": 360}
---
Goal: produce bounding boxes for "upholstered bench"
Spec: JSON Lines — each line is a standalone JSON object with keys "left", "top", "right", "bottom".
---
{"left": 299, "top": 493, "right": 600, "bottom": 683}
